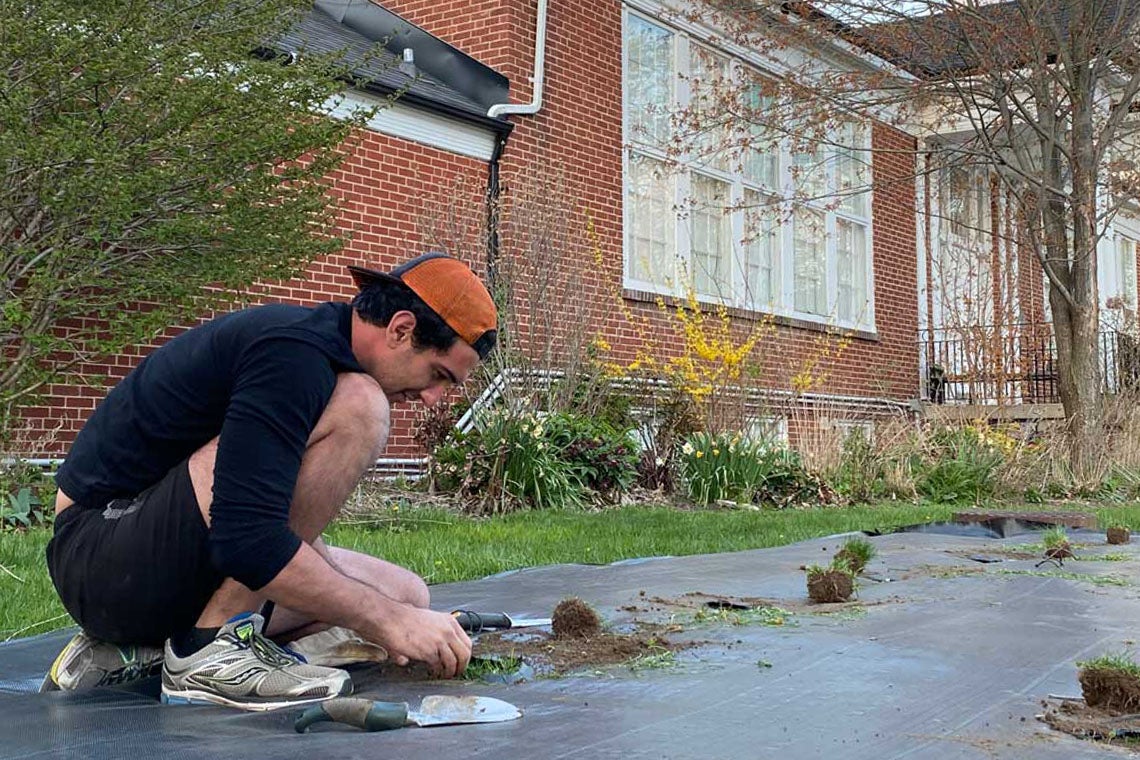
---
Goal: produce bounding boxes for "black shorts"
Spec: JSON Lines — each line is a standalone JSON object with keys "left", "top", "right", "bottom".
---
{"left": 46, "top": 461, "right": 224, "bottom": 646}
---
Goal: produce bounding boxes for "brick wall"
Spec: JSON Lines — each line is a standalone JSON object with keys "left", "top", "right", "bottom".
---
{"left": 392, "top": 0, "right": 921, "bottom": 405}
{"left": 19, "top": 130, "right": 487, "bottom": 458}
{"left": 17, "top": 0, "right": 923, "bottom": 460}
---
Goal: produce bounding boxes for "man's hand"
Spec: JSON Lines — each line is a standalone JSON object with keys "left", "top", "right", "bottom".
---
{"left": 375, "top": 606, "right": 471, "bottom": 679}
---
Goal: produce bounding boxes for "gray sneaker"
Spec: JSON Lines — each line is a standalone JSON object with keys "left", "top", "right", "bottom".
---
{"left": 40, "top": 631, "right": 163, "bottom": 692}
{"left": 160, "top": 613, "right": 352, "bottom": 711}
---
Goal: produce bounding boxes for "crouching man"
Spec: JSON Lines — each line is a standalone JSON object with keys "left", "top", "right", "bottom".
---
{"left": 44, "top": 254, "right": 496, "bottom": 710}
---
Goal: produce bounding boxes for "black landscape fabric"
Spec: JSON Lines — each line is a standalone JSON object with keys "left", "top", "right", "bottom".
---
{"left": 2, "top": 531, "right": 1137, "bottom": 759}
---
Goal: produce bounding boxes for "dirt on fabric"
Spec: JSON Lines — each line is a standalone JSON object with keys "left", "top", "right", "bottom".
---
{"left": 472, "top": 622, "right": 696, "bottom": 676}
{"left": 620, "top": 591, "right": 890, "bottom": 616}
{"left": 1040, "top": 698, "right": 1140, "bottom": 746}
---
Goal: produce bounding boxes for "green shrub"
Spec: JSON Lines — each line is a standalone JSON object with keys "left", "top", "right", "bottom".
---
{"left": 831, "top": 427, "right": 885, "bottom": 502}
{"left": 541, "top": 413, "right": 639, "bottom": 500}
{"left": 916, "top": 427, "right": 1004, "bottom": 504}
{"left": 0, "top": 460, "right": 54, "bottom": 531}
{"left": 2, "top": 487, "right": 51, "bottom": 530}
{"left": 430, "top": 410, "right": 583, "bottom": 514}
{"left": 1042, "top": 526, "right": 1070, "bottom": 550}
{"left": 429, "top": 409, "right": 641, "bottom": 512}
{"left": 679, "top": 432, "right": 821, "bottom": 507}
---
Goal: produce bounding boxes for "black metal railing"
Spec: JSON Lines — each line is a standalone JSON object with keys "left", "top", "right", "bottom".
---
{"left": 919, "top": 323, "right": 1140, "bottom": 405}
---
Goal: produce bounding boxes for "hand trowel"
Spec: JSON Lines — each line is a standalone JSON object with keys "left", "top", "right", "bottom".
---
{"left": 295, "top": 695, "right": 521, "bottom": 732}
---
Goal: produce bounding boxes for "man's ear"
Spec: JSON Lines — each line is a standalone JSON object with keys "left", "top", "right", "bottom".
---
{"left": 386, "top": 310, "right": 417, "bottom": 347}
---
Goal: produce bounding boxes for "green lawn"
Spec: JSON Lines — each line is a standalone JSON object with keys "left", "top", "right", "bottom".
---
{"left": 5, "top": 500, "right": 1140, "bottom": 642}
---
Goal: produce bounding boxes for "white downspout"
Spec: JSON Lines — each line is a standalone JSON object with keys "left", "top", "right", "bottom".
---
{"left": 487, "top": 0, "right": 548, "bottom": 118}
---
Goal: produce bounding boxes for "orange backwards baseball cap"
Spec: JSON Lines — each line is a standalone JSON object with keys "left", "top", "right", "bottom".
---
{"left": 348, "top": 253, "right": 498, "bottom": 358}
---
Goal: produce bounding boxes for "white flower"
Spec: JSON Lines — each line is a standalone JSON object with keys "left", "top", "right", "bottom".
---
{"left": 682, "top": 442, "right": 695, "bottom": 455}
{"left": 655, "top": 457, "right": 665, "bottom": 467}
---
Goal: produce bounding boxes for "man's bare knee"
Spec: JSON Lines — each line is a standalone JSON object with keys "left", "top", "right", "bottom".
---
{"left": 314, "top": 372, "right": 389, "bottom": 455}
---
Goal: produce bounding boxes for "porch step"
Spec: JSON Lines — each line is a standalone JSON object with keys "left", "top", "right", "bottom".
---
{"left": 920, "top": 403, "right": 1065, "bottom": 422}
{"left": 953, "top": 510, "right": 1097, "bottom": 529}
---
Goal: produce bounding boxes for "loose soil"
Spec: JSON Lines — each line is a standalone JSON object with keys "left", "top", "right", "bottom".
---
{"left": 472, "top": 623, "right": 696, "bottom": 676}
{"left": 1107, "top": 527, "right": 1131, "bottom": 545}
{"left": 1040, "top": 698, "right": 1140, "bottom": 745}
{"left": 621, "top": 591, "right": 892, "bottom": 616}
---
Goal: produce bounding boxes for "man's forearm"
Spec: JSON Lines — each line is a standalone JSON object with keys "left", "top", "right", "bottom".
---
{"left": 260, "top": 541, "right": 403, "bottom": 644}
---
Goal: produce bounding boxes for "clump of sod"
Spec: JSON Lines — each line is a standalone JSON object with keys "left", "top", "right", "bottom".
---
{"left": 552, "top": 597, "right": 602, "bottom": 639}
{"left": 1106, "top": 524, "right": 1131, "bottom": 545}
{"left": 1078, "top": 652, "right": 1140, "bottom": 713}
{"left": 805, "top": 564, "right": 855, "bottom": 603}
{"left": 833, "top": 537, "right": 877, "bottom": 575}
{"left": 1042, "top": 526, "right": 1074, "bottom": 560}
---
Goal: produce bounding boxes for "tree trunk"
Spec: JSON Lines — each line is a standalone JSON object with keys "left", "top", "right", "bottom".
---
{"left": 1051, "top": 289, "right": 1103, "bottom": 480}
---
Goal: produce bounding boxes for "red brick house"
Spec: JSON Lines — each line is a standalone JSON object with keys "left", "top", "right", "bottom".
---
{"left": 18, "top": 0, "right": 923, "bottom": 465}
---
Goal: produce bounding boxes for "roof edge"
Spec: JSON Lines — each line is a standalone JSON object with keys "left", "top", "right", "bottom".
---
{"left": 314, "top": 0, "right": 510, "bottom": 111}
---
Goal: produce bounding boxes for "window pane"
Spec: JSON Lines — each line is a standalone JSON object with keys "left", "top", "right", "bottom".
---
{"left": 627, "top": 16, "right": 673, "bottom": 148}
{"left": 691, "top": 173, "right": 731, "bottom": 297}
{"left": 1118, "top": 236, "right": 1138, "bottom": 309}
{"left": 837, "top": 219, "right": 867, "bottom": 322}
{"left": 741, "top": 189, "right": 779, "bottom": 308}
{"left": 794, "top": 207, "right": 826, "bottom": 315}
{"left": 940, "top": 162, "right": 990, "bottom": 241}
{"left": 690, "top": 46, "right": 729, "bottom": 170}
{"left": 628, "top": 153, "right": 675, "bottom": 286}
{"left": 741, "top": 80, "right": 777, "bottom": 188}
{"left": 792, "top": 142, "right": 825, "bottom": 201}
{"left": 837, "top": 122, "right": 868, "bottom": 217}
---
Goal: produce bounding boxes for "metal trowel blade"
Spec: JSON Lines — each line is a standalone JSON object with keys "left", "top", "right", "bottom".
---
{"left": 408, "top": 695, "right": 522, "bottom": 727}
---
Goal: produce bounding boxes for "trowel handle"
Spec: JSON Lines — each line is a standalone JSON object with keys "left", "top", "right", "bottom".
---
{"left": 452, "top": 610, "right": 511, "bottom": 632}
{"left": 294, "top": 697, "right": 409, "bottom": 733}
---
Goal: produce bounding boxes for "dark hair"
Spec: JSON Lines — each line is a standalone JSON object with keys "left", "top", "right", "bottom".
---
{"left": 352, "top": 279, "right": 460, "bottom": 354}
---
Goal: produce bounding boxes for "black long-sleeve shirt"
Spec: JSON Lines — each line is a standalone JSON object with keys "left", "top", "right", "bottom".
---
{"left": 55, "top": 302, "right": 365, "bottom": 590}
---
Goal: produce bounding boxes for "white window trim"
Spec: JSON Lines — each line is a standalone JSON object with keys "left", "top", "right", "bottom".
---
{"left": 622, "top": 8, "right": 877, "bottom": 333}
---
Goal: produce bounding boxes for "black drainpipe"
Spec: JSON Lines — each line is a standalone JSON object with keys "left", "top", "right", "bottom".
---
{"left": 486, "top": 133, "right": 509, "bottom": 290}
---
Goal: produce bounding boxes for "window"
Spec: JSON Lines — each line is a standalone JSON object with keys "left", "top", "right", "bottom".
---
{"left": 691, "top": 173, "right": 731, "bottom": 295}
{"left": 1116, "top": 234, "right": 1138, "bottom": 312}
{"left": 628, "top": 154, "right": 675, "bottom": 286}
{"left": 741, "top": 189, "right": 779, "bottom": 307}
{"left": 745, "top": 415, "right": 788, "bottom": 445}
{"left": 794, "top": 207, "right": 826, "bottom": 315}
{"left": 837, "top": 219, "right": 867, "bottom": 322}
{"left": 622, "top": 11, "right": 874, "bottom": 330}
{"left": 627, "top": 16, "right": 673, "bottom": 148}
{"left": 941, "top": 163, "right": 990, "bottom": 244}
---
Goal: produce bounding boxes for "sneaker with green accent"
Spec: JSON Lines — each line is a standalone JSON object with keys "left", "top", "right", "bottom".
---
{"left": 160, "top": 612, "right": 351, "bottom": 711}
{"left": 40, "top": 631, "right": 164, "bottom": 692}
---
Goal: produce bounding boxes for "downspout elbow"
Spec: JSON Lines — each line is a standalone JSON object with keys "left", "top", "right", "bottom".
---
{"left": 487, "top": 0, "right": 547, "bottom": 118}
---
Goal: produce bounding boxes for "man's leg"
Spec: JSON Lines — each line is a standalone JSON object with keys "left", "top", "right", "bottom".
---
{"left": 186, "top": 371, "right": 421, "bottom": 629}
{"left": 161, "top": 372, "right": 420, "bottom": 710}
